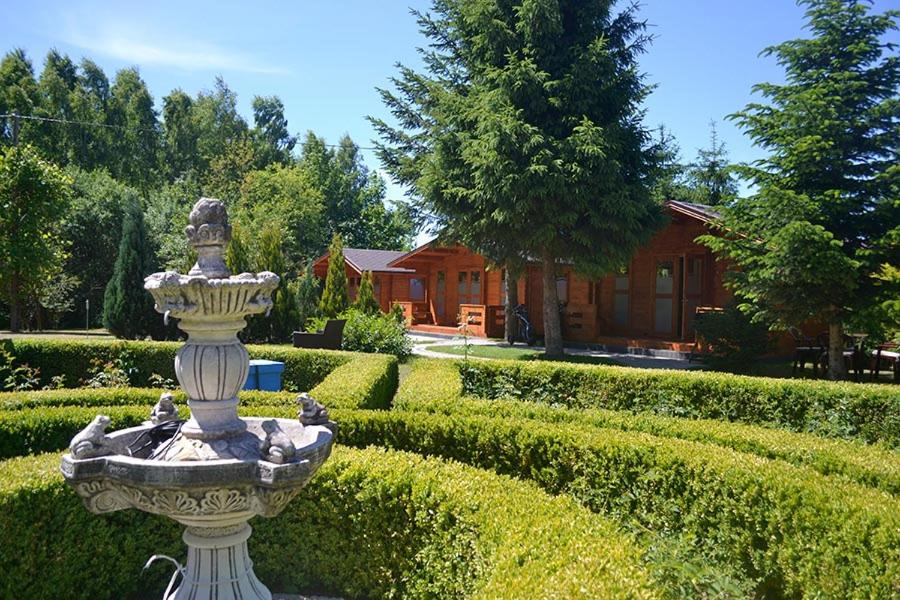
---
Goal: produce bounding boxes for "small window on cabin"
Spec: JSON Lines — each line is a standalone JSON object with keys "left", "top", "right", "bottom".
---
{"left": 410, "top": 278, "right": 426, "bottom": 302}
{"left": 656, "top": 262, "right": 674, "bottom": 295}
{"left": 373, "top": 277, "right": 381, "bottom": 300}
{"left": 470, "top": 271, "right": 481, "bottom": 300}
{"left": 614, "top": 265, "right": 630, "bottom": 291}
{"left": 556, "top": 275, "right": 568, "bottom": 304}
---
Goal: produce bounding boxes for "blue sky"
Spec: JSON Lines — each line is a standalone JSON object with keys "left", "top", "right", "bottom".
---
{"left": 7, "top": 1, "right": 898, "bottom": 243}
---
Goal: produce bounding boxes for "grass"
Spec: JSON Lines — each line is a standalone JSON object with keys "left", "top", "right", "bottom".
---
{"left": 421, "top": 343, "right": 618, "bottom": 365}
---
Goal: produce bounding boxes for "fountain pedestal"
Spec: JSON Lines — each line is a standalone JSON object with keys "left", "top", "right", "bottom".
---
{"left": 61, "top": 198, "right": 335, "bottom": 600}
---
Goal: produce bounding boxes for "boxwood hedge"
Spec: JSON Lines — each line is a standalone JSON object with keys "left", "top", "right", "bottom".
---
{"left": 0, "top": 447, "right": 656, "bottom": 600}
{"left": 331, "top": 409, "right": 900, "bottom": 598}
{"left": 395, "top": 360, "right": 900, "bottom": 494}
{"left": 2, "top": 338, "right": 353, "bottom": 392}
{"left": 454, "top": 359, "right": 900, "bottom": 445}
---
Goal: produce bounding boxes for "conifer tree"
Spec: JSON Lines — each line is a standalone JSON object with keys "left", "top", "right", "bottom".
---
{"left": 354, "top": 270, "right": 380, "bottom": 315}
{"left": 295, "top": 262, "right": 321, "bottom": 330}
{"left": 372, "top": 0, "right": 664, "bottom": 355}
{"left": 103, "top": 201, "right": 155, "bottom": 338}
{"left": 701, "top": 0, "right": 899, "bottom": 379}
{"left": 320, "top": 233, "right": 349, "bottom": 318}
{"left": 226, "top": 221, "right": 254, "bottom": 275}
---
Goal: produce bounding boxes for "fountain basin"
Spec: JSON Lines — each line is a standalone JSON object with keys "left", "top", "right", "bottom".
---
{"left": 61, "top": 418, "right": 333, "bottom": 527}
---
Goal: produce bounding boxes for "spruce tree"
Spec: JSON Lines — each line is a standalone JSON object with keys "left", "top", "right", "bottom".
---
{"left": 371, "top": 0, "right": 664, "bottom": 356}
{"left": 103, "top": 201, "right": 155, "bottom": 339}
{"left": 295, "top": 262, "right": 321, "bottom": 330}
{"left": 700, "top": 0, "right": 899, "bottom": 379}
{"left": 354, "top": 270, "right": 380, "bottom": 315}
{"left": 226, "top": 221, "right": 254, "bottom": 274}
{"left": 320, "top": 233, "right": 349, "bottom": 318}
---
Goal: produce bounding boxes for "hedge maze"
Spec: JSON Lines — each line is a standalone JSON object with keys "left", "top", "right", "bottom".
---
{"left": 1, "top": 340, "right": 897, "bottom": 598}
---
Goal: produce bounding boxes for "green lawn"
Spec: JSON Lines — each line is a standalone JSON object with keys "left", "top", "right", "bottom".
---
{"left": 0, "top": 329, "right": 113, "bottom": 341}
{"left": 421, "top": 343, "right": 618, "bottom": 365}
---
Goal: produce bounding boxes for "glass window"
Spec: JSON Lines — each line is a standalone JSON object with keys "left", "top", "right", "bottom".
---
{"left": 656, "top": 261, "right": 674, "bottom": 294}
{"left": 556, "top": 276, "right": 568, "bottom": 303}
{"left": 500, "top": 269, "right": 507, "bottom": 306}
{"left": 373, "top": 277, "right": 381, "bottom": 301}
{"left": 686, "top": 258, "right": 702, "bottom": 295}
{"left": 614, "top": 293, "right": 629, "bottom": 327}
{"left": 410, "top": 278, "right": 426, "bottom": 301}
{"left": 614, "top": 265, "right": 629, "bottom": 291}
{"left": 654, "top": 298, "right": 673, "bottom": 334}
{"left": 457, "top": 272, "right": 468, "bottom": 295}
{"left": 471, "top": 271, "right": 481, "bottom": 302}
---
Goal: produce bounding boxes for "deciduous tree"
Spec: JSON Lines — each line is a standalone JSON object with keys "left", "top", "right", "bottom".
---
{"left": 0, "top": 144, "right": 71, "bottom": 331}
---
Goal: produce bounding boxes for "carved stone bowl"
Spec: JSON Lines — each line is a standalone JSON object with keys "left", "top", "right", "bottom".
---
{"left": 61, "top": 418, "right": 333, "bottom": 528}
{"left": 144, "top": 271, "right": 280, "bottom": 324}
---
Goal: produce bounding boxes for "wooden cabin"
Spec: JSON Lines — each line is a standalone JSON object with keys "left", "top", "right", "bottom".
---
{"left": 312, "top": 200, "right": 732, "bottom": 352}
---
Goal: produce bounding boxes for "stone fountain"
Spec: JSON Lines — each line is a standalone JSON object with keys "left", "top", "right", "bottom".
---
{"left": 61, "top": 198, "right": 335, "bottom": 599}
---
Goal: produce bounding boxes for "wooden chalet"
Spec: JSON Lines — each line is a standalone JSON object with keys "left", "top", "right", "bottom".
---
{"left": 312, "top": 200, "right": 731, "bottom": 352}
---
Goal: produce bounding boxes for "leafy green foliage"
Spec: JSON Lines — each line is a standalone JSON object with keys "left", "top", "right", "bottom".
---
{"left": 372, "top": 0, "right": 665, "bottom": 355}
{"left": 693, "top": 302, "right": 774, "bottom": 373}
{"left": 339, "top": 308, "right": 412, "bottom": 359}
{"left": 0, "top": 144, "right": 72, "bottom": 331}
{"left": 320, "top": 233, "right": 349, "bottom": 317}
{"left": 102, "top": 201, "right": 156, "bottom": 339}
{"left": 354, "top": 270, "right": 380, "bottom": 315}
{"left": 454, "top": 358, "right": 900, "bottom": 445}
{"left": 701, "top": 1, "right": 900, "bottom": 376}
{"left": 0, "top": 447, "right": 654, "bottom": 600}
{"left": 394, "top": 360, "right": 900, "bottom": 494}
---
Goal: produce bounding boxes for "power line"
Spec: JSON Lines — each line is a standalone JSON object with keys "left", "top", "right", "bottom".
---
{"left": 0, "top": 112, "right": 382, "bottom": 151}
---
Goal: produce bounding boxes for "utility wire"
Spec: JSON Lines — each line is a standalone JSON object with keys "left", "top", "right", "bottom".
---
{"left": 0, "top": 112, "right": 381, "bottom": 151}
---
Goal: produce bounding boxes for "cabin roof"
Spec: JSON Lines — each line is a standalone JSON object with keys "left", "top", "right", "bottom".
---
{"left": 322, "top": 248, "right": 416, "bottom": 274}
{"left": 665, "top": 200, "right": 721, "bottom": 223}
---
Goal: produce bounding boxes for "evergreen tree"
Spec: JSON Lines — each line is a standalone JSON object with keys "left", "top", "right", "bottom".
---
{"left": 320, "top": 233, "right": 349, "bottom": 318}
{"left": 700, "top": 0, "right": 899, "bottom": 379}
{"left": 372, "top": 0, "right": 664, "bottom": 355}
{"left": 226, "top": 221, "right": 254, "bottom": 275}
{"left": 162, "top": 88, "right": 198, "bottom": 181}
{"left": 103, "top": 201, "right": 155, "bottom": 339}
{"left": 295, "top": 262, "right": 321, "bottom": 330}
{"left": 685, "top": 122, "right": 737, "bottom": 206}
{"left": 354, "top": 270, "right": 380, "bottom": 314}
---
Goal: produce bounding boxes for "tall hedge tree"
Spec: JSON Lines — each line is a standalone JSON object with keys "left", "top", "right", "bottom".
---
{"left": 701, "top": 0, "right": 899, "bottom": 379}
{"left": 355, "top": 270, "right": 380, "bottom": 315}
{"left": 0, "top": 144, "right": 71, "bottom": 331}
{"left": 103, "top": 201, "right": 155, "bottom": 339}
{"left": 372, "top": 0, "right": 664, "bottom": 355}
{"left": 320, "top": 233, "right": 349, "bottom": 318}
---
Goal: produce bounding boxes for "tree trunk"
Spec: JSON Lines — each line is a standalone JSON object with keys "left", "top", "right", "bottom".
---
{"left": 828, "top": 319, "right": 848, "bottom": 381}
{"left": 541, "top": 248, "right": 564, "bottom": 357}
{"left": 8, "top": 273, "right": 22, "bottom": 332}
{"left": 504, "top": 269, "right": 519, "bottom": 345}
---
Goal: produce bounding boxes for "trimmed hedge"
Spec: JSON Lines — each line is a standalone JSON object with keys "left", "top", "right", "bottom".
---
{"left": 3, "top": 338, "right": 351, "bottom": 391}
{"left": 456, "top": 359, "right": 900, "bottom": 445}
{"left": 0, "top": 447, "right": 657, "bottom": 600}
{"left": 0, "top": 353, "right": 397, "bottom": 413}
{"left": 395, "top": 360, "right": 900, "bottom": 494}
{"left": 330, "top": 409, "right": 900, "bottom": 598}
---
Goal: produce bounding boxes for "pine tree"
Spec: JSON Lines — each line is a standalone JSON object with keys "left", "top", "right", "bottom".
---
{"left": 371, "top": 0, "right": 664, "bottom": 356}
{"left": 295, "top": 263, "right": 321, "bottom": 330}
{"left": 686, "top": 122, "right": 737, "bottom": 206}
{"left": 103, "top": 201, "right": 155, "bottom": 339}
{"left": 320, "top": 233, "right": 349, "bottom": 318}
{"left": 700, "top": 0, "right": 899, "bottom": 379}
{"left": 354, "top": 270, "right": 380, "bottom": 315}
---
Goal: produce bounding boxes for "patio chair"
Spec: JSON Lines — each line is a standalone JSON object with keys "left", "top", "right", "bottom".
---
{"left": 789, "top": 326, "right": 821, "bottom": 376}
{"left": 292, "top": 319, "right": 346, "bottom": 350}
{"left": 871, "top": 342, "right": 900, "bottom": 383}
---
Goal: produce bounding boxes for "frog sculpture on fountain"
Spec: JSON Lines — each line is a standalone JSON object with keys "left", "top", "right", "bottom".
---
{"left": 61, "top": 198, "right": 336, "bottom": 600}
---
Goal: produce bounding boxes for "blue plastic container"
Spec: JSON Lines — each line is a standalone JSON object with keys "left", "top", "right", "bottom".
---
{"left": 242, "top": 359, "right": 285, "bottom": 391}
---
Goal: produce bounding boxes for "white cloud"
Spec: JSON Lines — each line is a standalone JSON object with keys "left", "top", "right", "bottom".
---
{"left": 61, "top": 15, "right": 288, "bottom": 75}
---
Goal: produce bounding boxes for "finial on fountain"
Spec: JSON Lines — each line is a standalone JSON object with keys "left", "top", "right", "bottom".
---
{"left": 185, "top": 198, "right": 232, "bottom": 279}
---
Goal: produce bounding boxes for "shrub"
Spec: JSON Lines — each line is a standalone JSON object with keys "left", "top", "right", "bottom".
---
{"left": 336, "top": 308, "right": 412, "bottom": 359}
{"left": 395, "top": 359, "right": 900, "bottom": 493}
{"left": 3, "top": 339, "right": 352, "bottom": 391}
{"left": 0, "top": 447, "right": 656, "bottom": 600}
{"left": 331, "top": 409, "right": 900, "bottom": 598}
{"left": 320, "top": 233, "right": 349, "bottom": 317}
{"left": 693, "top": 302, "right": 773, "bottom": 373}
{"left": 457, "top": 359, "right": 900, "bottom": 445}
{"left": 354, "top": 270, "right": 380, "bottom": 314}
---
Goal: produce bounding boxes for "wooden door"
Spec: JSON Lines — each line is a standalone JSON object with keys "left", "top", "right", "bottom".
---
{"left": 681, "top": 255, "right": 704, "bottom": 339}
